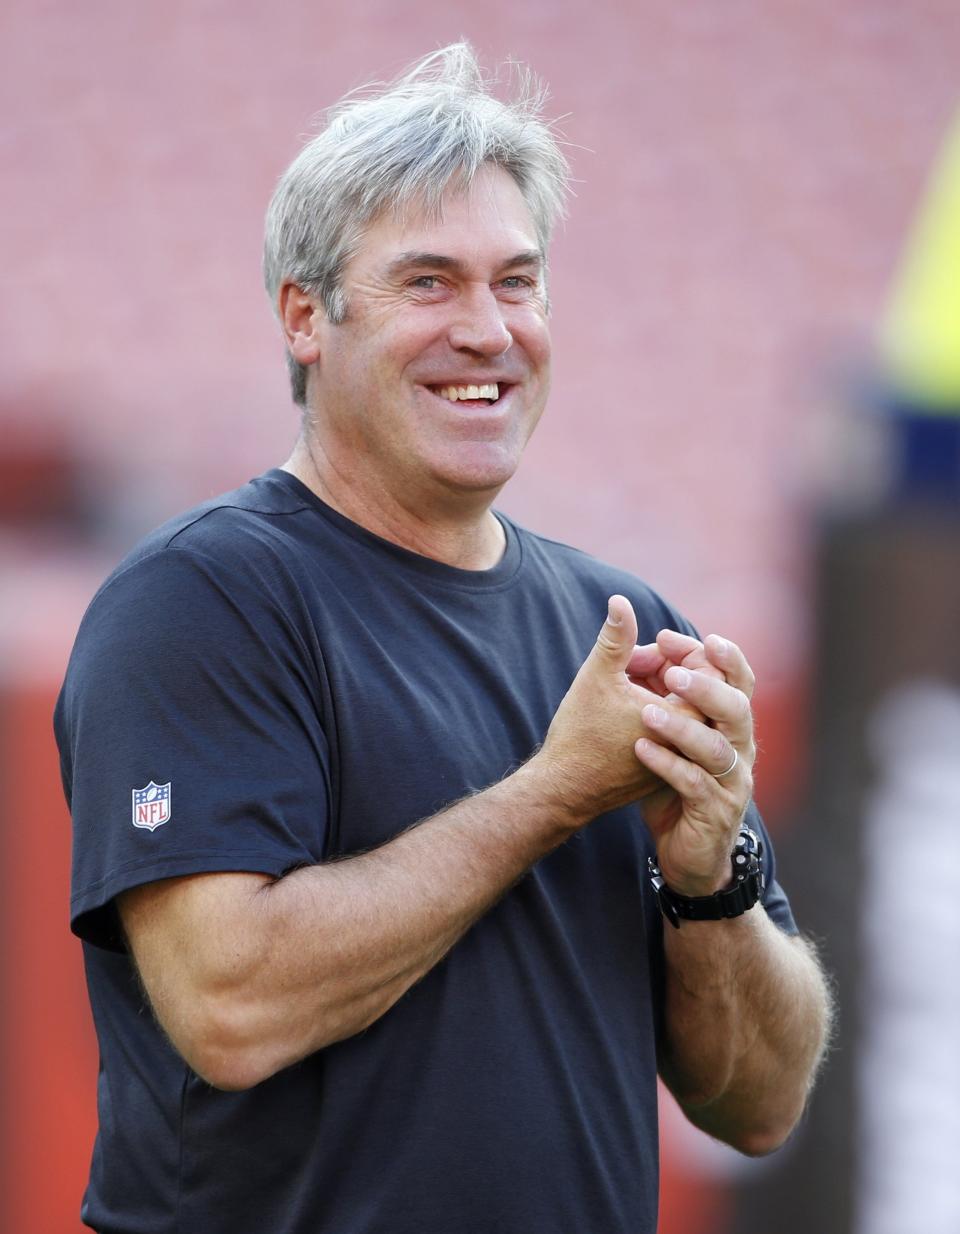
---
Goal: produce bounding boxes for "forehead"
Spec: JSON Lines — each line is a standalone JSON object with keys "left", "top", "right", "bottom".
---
{"left": 352, "top": 165, "right": 542, "bottom": 274}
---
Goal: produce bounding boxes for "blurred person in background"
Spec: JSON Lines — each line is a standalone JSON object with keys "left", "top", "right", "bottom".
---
{"left": 54, "top": 44, "right": 831, "bottom": 1234}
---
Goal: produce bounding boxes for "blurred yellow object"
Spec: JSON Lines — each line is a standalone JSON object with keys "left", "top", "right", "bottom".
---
{"left": 880, "top": 108, "right": 960, "bottom": 414}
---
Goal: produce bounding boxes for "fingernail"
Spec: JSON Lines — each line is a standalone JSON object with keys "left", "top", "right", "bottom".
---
{"left": 644, "top": 704, "right": 667, "bottom": 726}
{"left": 713, "top": 636, "right": 728, "bottom": 655}
{"left": 669, "top": 667, "right": 691, "bottom": 689}
{"left": 607, "top": 601, "right": 621, "bottom": 626}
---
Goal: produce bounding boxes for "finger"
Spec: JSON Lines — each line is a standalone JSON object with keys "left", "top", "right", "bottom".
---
{"left": 634, "top": 736, "right": 720, "bottom": 808}
{"left": 626, "top": 647, "right": 708, "bottom": 719}
{"left": 662, "top": 665, "right": 753, "bottom": 744}
{"left": 626, "top": 644, "right": 720, "bottom": 701}
{"left": 703, "top": 635, "right": 756, "bottom": 700}
{"left": 642, "top": 702, "right": 743, "bottom": 780}
{"left": 589, "top": 596, "right": 639, "bottom": 675}
{"left": 655, "top": 631, "right": 723, "bottom": 689}
{"left": 626, "top": 645, "right": 672, "bottom": 699}
{"left": 626, "top": 643, "right": 668, "bottom": 679}
{"left": 656, "top": 629, "right": 704, "bottom": 660}
{"left": 653, "top": 631, "right": 727, "bottom": 685}
{"left": 623, "top": 683, "right": 707, "bottom": 730}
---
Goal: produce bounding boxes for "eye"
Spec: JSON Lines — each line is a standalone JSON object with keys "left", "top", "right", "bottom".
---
{"left": 408, "top": 275, "right": 441, "bottom": 290}
{"left": 497, "top": 275, "right": 538, "bottom": 296}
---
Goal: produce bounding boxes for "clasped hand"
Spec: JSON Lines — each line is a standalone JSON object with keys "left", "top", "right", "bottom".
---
{"left": 627, "top": 609, "right": 757, "bottom": 899}
{"left": 540, "top": 595, "right": 756, "bottom": 899}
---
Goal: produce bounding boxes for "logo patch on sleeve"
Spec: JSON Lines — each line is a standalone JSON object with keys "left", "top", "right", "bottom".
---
{"left": 132, "top": 781, "right": 172, "bottom": 831}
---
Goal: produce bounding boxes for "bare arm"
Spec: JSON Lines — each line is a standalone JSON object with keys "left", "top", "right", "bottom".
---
{"left": 658, "top": 914, "right": 831, "bottom": 1154}
{"left": 633, "top": 632, "right": 833, "bottom": 1154}
{"left": 120, "top": 597, "right": 667, "bottom": 1091}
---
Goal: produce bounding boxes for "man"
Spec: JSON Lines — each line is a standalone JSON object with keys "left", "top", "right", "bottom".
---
{"left": 56, "top": 44, "right": 831, "bottom": 1234}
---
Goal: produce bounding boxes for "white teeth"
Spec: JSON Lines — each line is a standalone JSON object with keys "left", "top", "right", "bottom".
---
{"left": 436, "top": 383, "right": 500, "bottom": 402}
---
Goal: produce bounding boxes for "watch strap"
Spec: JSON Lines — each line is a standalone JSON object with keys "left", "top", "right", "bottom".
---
{"left": 648, "top": 825, "right": 765, "bottom": 929}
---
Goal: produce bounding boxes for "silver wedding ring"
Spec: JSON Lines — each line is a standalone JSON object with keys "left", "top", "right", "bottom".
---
{"left": 713, "top": 748, "right": 739, "bottom": 780}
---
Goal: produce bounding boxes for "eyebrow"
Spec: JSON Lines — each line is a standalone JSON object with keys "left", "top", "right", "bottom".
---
{"left": 385, "top": 249, "right": 544, "bottom": 279}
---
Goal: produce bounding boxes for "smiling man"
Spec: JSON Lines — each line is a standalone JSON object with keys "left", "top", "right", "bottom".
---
{"left": 55, "top": 44, "right": 831, "bottom": 1234}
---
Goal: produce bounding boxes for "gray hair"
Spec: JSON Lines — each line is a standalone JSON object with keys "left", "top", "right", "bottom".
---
{"left": 263, "top": 42, "right": 571, "bottom": 406}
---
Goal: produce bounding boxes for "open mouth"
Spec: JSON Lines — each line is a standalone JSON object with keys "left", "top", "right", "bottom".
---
{"left": 429, "top": 383, "right": 506, "bottom": 406}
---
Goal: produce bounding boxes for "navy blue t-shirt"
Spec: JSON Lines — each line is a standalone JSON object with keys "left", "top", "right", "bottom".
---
{"left": 55, "top": 469, "right": 796, "bottom": 1234}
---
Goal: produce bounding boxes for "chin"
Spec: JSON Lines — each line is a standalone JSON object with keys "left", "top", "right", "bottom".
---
{"left": 438, "top": 456, "right": 522, "bottom": 496}
{"left": 433, "top": 439, "right": 527, "bottom": 493}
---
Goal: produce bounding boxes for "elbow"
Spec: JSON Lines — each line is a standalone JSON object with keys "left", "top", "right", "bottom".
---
{"left": 727, "top": 1121, "right": 796, "bottom": 1158}
{"left": 173, "top": 991, "right": 367, "bottom": 1091}
{"left": 170, "top": 993, "right": 290, "bottom": 1092}
{"left": 721, "top": 1097, "right": 807, "bottom": 1157}
{"left": 677, "top": 1086, "right": 806, "bottom": 1158}
{"left": 189, "top": 1044, "right": 275, "bottom": 1093}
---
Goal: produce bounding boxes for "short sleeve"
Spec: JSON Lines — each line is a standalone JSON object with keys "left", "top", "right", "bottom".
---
{"left": 56, "top": 547, "right": 333, "bottom": 950}
{"left": 744, "top": 801, "right": 797, "bottom": 935}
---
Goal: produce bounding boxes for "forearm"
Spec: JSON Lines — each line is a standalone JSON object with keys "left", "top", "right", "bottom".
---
{"left": 658, "top": 906, "right": 832, "bottom": 1155}
{"left": 125, "top": 756, "right": 586, "bottom": 1089}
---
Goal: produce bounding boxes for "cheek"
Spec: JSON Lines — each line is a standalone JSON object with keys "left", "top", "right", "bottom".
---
{"left": 369, "top": 324, "right": 438, "bottom": 380}
{"left": 514, "top": 312, "right": 551, "bottom": 369}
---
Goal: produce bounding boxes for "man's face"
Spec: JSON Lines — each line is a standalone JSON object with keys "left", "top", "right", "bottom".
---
{"left": 309, "top": 164, "right": 552, "bottom": 512}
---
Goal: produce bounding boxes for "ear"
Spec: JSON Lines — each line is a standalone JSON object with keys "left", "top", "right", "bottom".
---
{"left": 278, "top": 283, "right": 323, "bottom": 367}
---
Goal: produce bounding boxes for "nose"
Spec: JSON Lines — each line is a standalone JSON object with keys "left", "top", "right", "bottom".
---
{"left": 447, "top": 284, "right": 513, "bottom": 357}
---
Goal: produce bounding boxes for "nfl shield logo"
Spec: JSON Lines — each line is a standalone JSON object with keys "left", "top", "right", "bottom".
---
{"left": 132, "top": 781, "right": 172, "bottom": 831}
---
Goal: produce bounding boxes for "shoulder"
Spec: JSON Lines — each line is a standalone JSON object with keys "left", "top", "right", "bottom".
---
{"left": 104, "top": 470, "right": 314, "bottom": 587}
{"left": 79, "top": 469, "right": 336, "bottom": 631}
{"left": 505, "top": 516, "right": 699, "bottom": 639}
{"left": 65, "top": 472, "right": 324, "bottom": 677}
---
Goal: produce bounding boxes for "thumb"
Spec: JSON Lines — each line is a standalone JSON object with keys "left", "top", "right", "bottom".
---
{"left": 591, "top": 595, "right": 638, "bottom": 673}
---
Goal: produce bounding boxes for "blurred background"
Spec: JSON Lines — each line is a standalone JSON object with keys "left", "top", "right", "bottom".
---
{"left": 3, "top": 1, "right": 959, "bottom": 1231}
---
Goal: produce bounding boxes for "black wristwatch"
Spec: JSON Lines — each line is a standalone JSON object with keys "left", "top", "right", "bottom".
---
{"left": 648, "top": 825, "right": 765, "bottom": 929}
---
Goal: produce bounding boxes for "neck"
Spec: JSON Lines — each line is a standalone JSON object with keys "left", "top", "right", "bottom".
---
{"left": 280, "top": 436, "right": 507, "bottom": 571}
